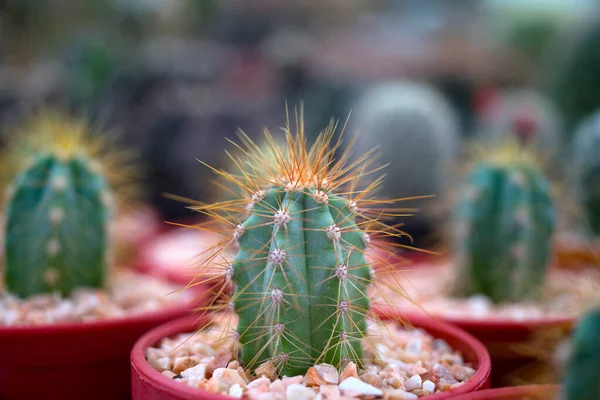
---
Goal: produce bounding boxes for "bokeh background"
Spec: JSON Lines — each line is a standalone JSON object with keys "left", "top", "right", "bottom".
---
{"left": 1, "top": 0, "right": 599, "bottom": 248}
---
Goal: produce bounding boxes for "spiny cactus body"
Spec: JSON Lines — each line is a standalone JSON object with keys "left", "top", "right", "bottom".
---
{"left": 2, "top": 113, "right": 132, "bottom": 298}
{"left": 570, "top": 111, "right": 600, "bottom": 236}
{"left": 452, "top": 142, "right": 556, "bottom": 303}
{"left": 563, "top": 308, "right": 600, "bottom": 400}
{"left": 192, "top": 111, "right": 413, "bottom": 378}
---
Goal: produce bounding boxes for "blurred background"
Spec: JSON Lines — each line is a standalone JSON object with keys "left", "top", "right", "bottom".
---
{"left": 1, "top": 0, "right": 599, "bottom": 248}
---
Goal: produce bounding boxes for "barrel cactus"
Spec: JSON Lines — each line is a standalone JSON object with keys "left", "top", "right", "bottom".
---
{"left": 191, "top": 113, "right": 410, "bottom": 376}
{"left": 2, "top": 112, "right": 131, "bottom": 297}
{"left": 452, "top": 141, "right": 556, "bottom": 303}
{"left": 350, "top": 81, "right": 461, "bottom": 228}
{"left": 570, "top": 110, "right": 600, "bottom": 236}
{"left": 563, "top": 307, "right": 600, "bottom": 400}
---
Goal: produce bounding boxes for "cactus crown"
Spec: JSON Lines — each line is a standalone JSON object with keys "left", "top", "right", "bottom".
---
{"left": 187, "top": 109, "right": 419, "bottom": 377}
{"left": 564, "top": 307, "right": 600, "bottom": 400}
{"left": 451, "top": 139, "right": 556, "bottom": 303}
{"left": 2, "top": 112, "right": 135, "bottom": 297}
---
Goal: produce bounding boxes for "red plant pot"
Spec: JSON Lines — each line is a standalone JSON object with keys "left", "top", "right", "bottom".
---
{"left": 0, "top": 294, "right": 206, "bottom": 400}
{"left": 378, "top": 306, "right": 573, "bottom": 388}
{"left": 131, "top": 312, "right": 491, "bottom": 400}
{"left": 450, "top": 384, "right": 562, "bottom": 399}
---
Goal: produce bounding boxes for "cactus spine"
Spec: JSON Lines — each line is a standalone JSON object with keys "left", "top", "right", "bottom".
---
{"left": 192, "top": 112, "right": 410, "bottom": 378}
{"left": 3, "top": 113, "right": 119, "bottom": 298}
{"left": 452, "top": 141, "right": 556, "bottom": 303}
{"left": 570, "top": 111, "right": 600, "bottom": 236}
{"left": 563, "top": 308, "right": 600, "bottom": 400}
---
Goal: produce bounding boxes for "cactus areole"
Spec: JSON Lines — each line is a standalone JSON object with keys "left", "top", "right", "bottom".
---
{"left": 2, "top": 113, "right": 131, "bottom": 298}
{"left": 452, "top": 141, "right": 556, "bottom": 303}
{"left": 190, "top": 112, "right": 414, "bottom": 378}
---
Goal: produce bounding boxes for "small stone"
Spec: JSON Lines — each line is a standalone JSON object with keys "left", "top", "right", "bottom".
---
{"left": 161, "top": 370, "right": 176, "bottom": 379}
{"left": 315, "top": 364, "right": 339, "bottom": 385}
{"left": 227, "top": 360, "right": 240, "bottom": 369}
{"left": 384, "top": 389, "right": 418, "bottom": 400}
{"left": 286, "top": 383, "right": 316, "bottom": 400}
{"left": 181, "top": 363, "right": 206, "bottom": 379}
{"left": 229, "top": 384, "right": 244, "bottom": 398}
{"left": 150, "top": 357, "right": 171, "bottom": 371}
{"left": 206, "top": 348, "right": 232, "bottom": 375}
{"left": 256, "top": 360, "right": 278, "bottom": 381}
{"left": 422, "top": 380, "right": 435, "bottom": 393}
{"left": 339, "top": 377, "right": 382, "bottom": 396}
{"left": 304, "top": 367, "right": 328, "bottom": 386}
{"left": 248, "top": 377, "right": 271, "bottom": 392}
{"left": 173, "top": 356, "right": 198, "bottom": 373}
{"left": 270, "top": 379, "right": 286, "bottom": 396}
{"left": 207, "top": 368, "right": 246, "bottom": 393}
{"left": 340, "top": 362, "right": 358, "bottom": 381}
{"left": 282, "top": 376, "right": 303, "bottom": 387}
{"left": 319, "top": 385, "right": 341, "bottom": 400}
{"left": 403, "top": 374, "right": 422, "bottom": 391}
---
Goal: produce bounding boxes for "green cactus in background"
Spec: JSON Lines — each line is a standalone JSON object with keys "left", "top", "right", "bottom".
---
{"left": 452, "top": 141, "right": 556, "bottom": 303}
{"left": 2, "top": 113, "right": 132, "bottom": 298}
{"left": 541, "top": 14, "right": 600, "bottom": 138}
{"left": 570, "top": 110, "right": 600, "bottom": 236}
{"left": 191, "top": 112, "right": 412, "bottom": 377}
{"left": 563, "top": 308, "right": 600, "bottom": 400}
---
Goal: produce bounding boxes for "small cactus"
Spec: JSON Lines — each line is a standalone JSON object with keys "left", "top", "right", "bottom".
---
{"left": 570, "top": 110, "right": 600, "bottom": 236}
{"left": 563, "top": 307, "right": 600, "bottom": 400}
{"left": 452, "top": 140, "right": 556, "bottom": 303}
{"left": 190, "top": 110, "right": 415, "bottom": 377}
{"left": 2, "top": 113, "right": 132, "bottom": 297}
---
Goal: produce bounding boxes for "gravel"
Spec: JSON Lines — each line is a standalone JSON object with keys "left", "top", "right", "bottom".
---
{"left": 0, "top": 269, "right": 195, "bottom": 326}
{"left": 146, "top": 318, "right": 476, "bottom": 399}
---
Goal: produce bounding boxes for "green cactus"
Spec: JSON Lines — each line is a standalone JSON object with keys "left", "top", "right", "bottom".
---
{"left": 190, "top": 113, "right": 411, "bottom": 378}
{"left": 570, "top": 110, "right": 600, "bottom": 236}
{"left": 232, "top": 180, "right": 370, "bottom": 377}
{"left": 563, "top": 308, "right": 600, "bottom": 400}
{"left": 452, "top": 142, "right": 556, "bottom": 303}
{"left": 3, "top": 114, "right": 116, "bottom": 298}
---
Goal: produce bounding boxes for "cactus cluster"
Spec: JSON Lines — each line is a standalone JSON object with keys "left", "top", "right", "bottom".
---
{"left": 563, "top": 307, "right": 600, "bottom": 400}
{"left": 192, "top": 113, "right": 411, "bottom": 377}
{"left": 452, "top": 141, "right": 556, "bottom": 303}
{"left": 570, "top": 110, "right": 600, "bottom": 236}
{"left": 2, "top": 113, "right": 131, "bottom": 298}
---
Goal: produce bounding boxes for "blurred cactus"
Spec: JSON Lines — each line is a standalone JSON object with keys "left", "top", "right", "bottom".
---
{"left": 452, "top": 141, "right": 556, "bottom": 303}
{"left": 570, "top": 111, "right": 600, "bottom": 236}
{"left": 563, "top": 307, "right": 600, "bottom": 400}
{"left": 542, "top": 14, "right": 600, "bottom": 137}
{"left": 2, "top": 112, "right": 132, "bottom": 297}
{"left": 351, "top": 81, "right": 461, "bottom": 228}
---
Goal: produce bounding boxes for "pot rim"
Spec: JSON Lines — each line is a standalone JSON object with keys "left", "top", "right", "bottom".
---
{"left": 131, "top": 311, "right": 491, "bottom": 399}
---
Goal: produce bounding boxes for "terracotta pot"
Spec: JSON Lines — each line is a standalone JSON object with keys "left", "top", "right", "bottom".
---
{"left": 0, "top": 292, "right": 206, "bottom": 400}
{"left": 131, "top": 312, "right": 491, "bottom": 400}
{"left": 450, "top": 384, "right": 562, "bottom": 399}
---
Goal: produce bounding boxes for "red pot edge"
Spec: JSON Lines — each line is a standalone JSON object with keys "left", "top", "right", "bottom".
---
{"left": 0, "top": 286, "right": 209, "bottom": 337}
{"left": 449, "top": 384, "right": 563, "bottom": 400}
{"left": 131, "top": 313, "right": 492, "bottom": 400}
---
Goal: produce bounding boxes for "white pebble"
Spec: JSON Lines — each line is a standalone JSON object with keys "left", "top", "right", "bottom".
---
{"left": 422, "top": 380, "right": 435, "bottom": 392}
{"left": 467, "top": 295, "right": 491, "bottom": 318}
{"left": 405, "top": 339, "right": 422, "bottom": 354}
{"left": 404, "top": 374, "right": 422, "bottom": 391}
{"left": 181, "top": 363, "right": 205, "bottom": 379}
{"left": 229, "top": 384, "right": 243, "bottom": 398}
{"left": 339, "top": 377, "right": 382, "bottom": 396}
{"left": 286, "top": 383, "right": 315, "bottom": 399}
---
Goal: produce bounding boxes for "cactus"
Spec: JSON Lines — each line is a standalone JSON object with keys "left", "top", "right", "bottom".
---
{"left": 350, "top": 81, "right": 461, "bottom": 229}
{"left": 563, "top": 307, "right": 600, "bottom": 400}
{"left": 452, "top": 141, "right": 556, "bottom": 303}
{"left": 2, "top": 113, "right": 131, "bottom": 298}
{"left": 191, "top": 110, "right": 415, "bottom": 377}
{"left": 570, "top": 110, "right": 600, "bottom": 236}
